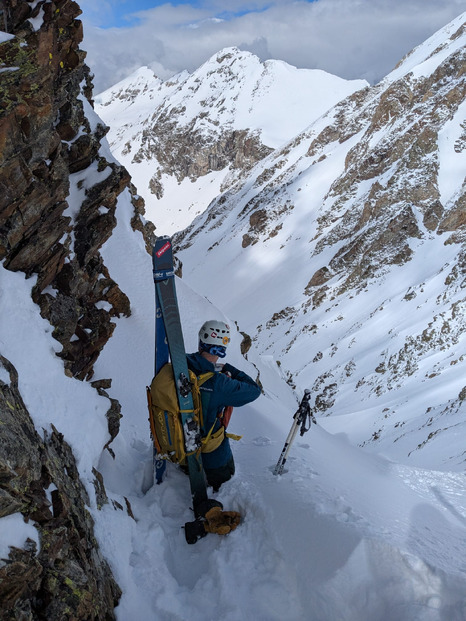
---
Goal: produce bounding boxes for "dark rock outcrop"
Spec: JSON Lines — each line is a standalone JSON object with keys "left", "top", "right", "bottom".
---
{"left": 0, "top": 0, "right": 153, "bottom": 381}
{"left": 0, "top": 1, "right": 151, "bottom": 616}
{"left": 0, "top": 354, "right": 121, "bottom": 620}
{"left": 136, "top": 123, "right": 272, "bottom": 185}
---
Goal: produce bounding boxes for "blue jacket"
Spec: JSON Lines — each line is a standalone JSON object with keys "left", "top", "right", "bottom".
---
{"left": 186, "top": 352, "right": 261, "bottom": 469}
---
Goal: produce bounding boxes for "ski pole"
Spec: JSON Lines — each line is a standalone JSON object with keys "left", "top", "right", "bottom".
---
{"left": 274, "top": 389, "right": 315, "bottom": 475}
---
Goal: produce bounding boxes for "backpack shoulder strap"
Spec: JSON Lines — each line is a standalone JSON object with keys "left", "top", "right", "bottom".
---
{"left": 197, "top": 371, "right": 214, "bottom": 386}
{"left": 192, "top": 371, "right": 215, "bottom": 433}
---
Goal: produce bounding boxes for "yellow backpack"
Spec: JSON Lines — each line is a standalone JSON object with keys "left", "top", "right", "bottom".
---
{"left": 146, "top": 363, "right": 214, "bottom": 466}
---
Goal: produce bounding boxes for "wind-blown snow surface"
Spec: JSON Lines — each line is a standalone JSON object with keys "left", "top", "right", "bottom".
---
{"left": 95, "top": 49, "right": 367, "bottom": 235}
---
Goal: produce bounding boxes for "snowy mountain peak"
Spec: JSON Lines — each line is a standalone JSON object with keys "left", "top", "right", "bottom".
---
{"left": 201, "top": 45, "right": 255, "bottom": 68}
{"left": 95, "top": 66, "right": 161, "bottom": 106}
{"left": 98, "top": 45, "right": 367, "bottom": 149}
{"left": 96, "top": 48, "right": 367, "bottom": 233}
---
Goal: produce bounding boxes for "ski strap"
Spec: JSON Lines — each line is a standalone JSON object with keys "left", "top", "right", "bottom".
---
{"left": 197, "top": 372, "right": 215, "bottom": 388}
{"left": 200, "top": 424, "right": 242, "bottom": 454}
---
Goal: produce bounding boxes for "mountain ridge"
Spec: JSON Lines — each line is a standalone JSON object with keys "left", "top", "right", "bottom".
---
{"left": 96, "top": 47, "right": 368, "bottom": 233}
{"left": 95, "top": 14, "right": 466, "bottom": 469}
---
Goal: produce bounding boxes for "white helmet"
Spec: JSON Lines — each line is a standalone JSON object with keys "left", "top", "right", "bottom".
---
{"left": 199, "top": 320, "right": 231, "bottom": 347}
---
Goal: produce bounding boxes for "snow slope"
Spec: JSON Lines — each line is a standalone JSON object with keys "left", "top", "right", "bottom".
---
{"left": 90, "top": 189, "right": 466, "bottom": 620}
{"left": 174, "top": 13, "right": 466, "bottom": 470}
{"left": 105, "top": 190, "right": 466, "bottom": 620}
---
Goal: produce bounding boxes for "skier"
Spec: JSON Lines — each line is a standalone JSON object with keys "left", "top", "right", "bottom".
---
{"left": 186, "top": 320, "right": 261, "bottom": 492}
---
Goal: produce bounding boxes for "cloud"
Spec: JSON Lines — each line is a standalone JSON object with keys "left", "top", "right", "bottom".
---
{"left": 78, "top": 0, "right": 466, "bottom": 93}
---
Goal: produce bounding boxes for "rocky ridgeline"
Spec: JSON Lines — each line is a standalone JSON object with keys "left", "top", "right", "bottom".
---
{"left": 304, "top": 38, "right": 466, "bottom": 302}
{"left": 190, "top": 29, "right": 466, "bottom": 292}
{"left": 0, "top": 0, "right": 154, "bottom": 381}
{"left": 273, "top": 30, "right": 463, "bottom": 382}
{"left": 0, "top": 0, "right": 154, "bottom": 617}
{"left": 178, "top": 18, "right": 465, "bottom": 321}
{"left": 260, "top": 24, "right": 466, "bottom": 422}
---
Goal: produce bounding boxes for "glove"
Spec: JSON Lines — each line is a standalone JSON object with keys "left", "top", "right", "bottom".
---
{"left": 222, "top": 363, "right": 237, "bottom": 379}
{"left": 203, "top": 506, "right": 241, "bottom": 535}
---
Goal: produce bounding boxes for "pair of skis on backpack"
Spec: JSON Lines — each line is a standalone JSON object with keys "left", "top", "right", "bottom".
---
{"left": 148, "top": 236, "right": 240, "bottom": 544}
{"left": 149, "top": 236, "right": 316, "bottom": 543}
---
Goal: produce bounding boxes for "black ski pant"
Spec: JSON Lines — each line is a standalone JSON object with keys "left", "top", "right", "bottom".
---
{"left": 204, "top": 456, "right": 235, "bottom": 492}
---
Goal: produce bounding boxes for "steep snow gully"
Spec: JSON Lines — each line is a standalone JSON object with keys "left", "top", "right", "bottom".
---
{"left": 1, "top": 149, "right": 465, "bottom": 621}
{"left": 89, "top": 196, "right": 466, "bottom": 621}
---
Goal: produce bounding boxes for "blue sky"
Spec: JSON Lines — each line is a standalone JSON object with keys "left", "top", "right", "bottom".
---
{"left": 108, "top": 1, "right": 195, "bottom": 27}
{"left": 78, "top": 0, "right": 465, "bottom": 93}
{"left": 90, "top": 1, "right": 316, "bottom": 28}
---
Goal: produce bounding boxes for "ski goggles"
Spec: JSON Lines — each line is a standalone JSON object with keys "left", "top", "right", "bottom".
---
{"left": 199, "top": 342, "right": 227, "bottom": 358}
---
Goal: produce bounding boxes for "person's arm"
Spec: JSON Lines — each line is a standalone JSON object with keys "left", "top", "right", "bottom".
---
{"left": 216, "top": 364, "right": 261, "bottom": 407}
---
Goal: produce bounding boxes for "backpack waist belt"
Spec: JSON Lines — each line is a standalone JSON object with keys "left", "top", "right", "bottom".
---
{"left": 201, "top": 426, "right": 242, "bottom": 454}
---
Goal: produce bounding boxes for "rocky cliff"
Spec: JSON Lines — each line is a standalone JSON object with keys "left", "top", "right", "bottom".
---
{"left": 1, "top": 0, "right": 134, "bottom": 381}
{"left": 0, "top": 1, "right": 152, "bottom": 617}
{"left": 0, "top": 354, "right": 121, "bottom": 619}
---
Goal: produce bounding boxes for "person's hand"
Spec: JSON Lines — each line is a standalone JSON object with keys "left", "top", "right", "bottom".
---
{"left": 203, "top": 506, "right": 241, "bottom": 535}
